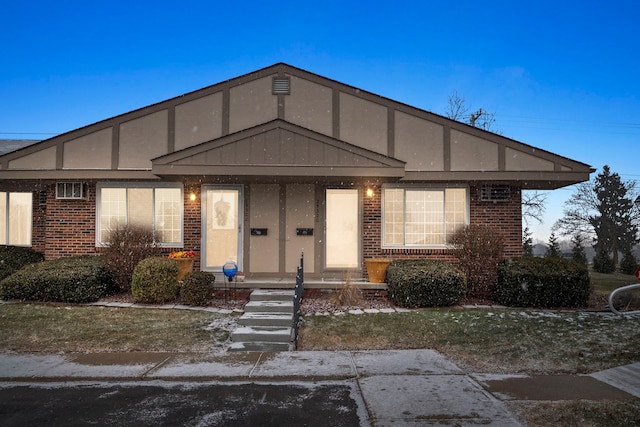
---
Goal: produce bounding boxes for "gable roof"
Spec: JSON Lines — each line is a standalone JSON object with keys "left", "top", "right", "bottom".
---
{"left": 153, "top": 119, "right": 405, "bottom": 178}
{"left": 0, "top": 63, "right": 592, "bottom": 188}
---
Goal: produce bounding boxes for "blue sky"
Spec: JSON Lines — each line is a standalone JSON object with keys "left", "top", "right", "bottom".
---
{"left": 2, "top": 0, "right": 639, "bottom": 243}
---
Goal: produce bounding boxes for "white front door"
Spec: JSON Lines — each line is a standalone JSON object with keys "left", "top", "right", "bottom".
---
{"left": 325, "top": 188, "right": 360, "bottom": 269}
{"left": 202, "top": 185, "right": 243, "bottom": 272}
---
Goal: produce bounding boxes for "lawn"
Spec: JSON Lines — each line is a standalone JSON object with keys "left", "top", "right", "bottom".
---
{"left": 0, "top": 303, "right": 230, "bottom": 353}
{"left": 298, "top": 308, "right": 640, "bottom": 374}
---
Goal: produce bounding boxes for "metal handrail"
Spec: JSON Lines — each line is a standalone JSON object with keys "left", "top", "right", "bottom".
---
{"left": 292, "top": 252, "right": 305, "bottom": 349}
{"left": 608, "top": 283, "right": 640, "bottom": 315}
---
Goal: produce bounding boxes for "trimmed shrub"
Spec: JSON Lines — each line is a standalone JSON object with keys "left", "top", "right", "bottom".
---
{"left": 0, "top": 255, "right": 116, "bottom": 303}
{"left": 449, "top": 225, "right": 504, "bottom": 300}
{"left": 180, "top": 271, "right": 215, "bottom": 306}
{"left": 131, "top": 257, "right": 180, "bottom": 304}
{"left": 495, "top": 257, "right": 590, "bottom": 308}
{"left": 101, "top": 224, "right": 162, "bottom": 292}
{"left": 0, "top": 246, "right": 45, "bottom": 281}
{"left": 387, "top": 259, "right": 466, "bottom": 307}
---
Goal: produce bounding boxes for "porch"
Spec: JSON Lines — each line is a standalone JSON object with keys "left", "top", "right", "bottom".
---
{"left": 211, "top": 277, "right": 388, "bottom": 290}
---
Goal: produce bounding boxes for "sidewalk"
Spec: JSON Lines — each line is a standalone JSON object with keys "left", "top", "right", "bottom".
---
{"left": 1, "top": 349, "right": 638, "bottom": 426}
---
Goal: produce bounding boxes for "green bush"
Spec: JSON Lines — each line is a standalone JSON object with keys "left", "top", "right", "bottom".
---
{"left": 180, "top": 271, "right": 215, "bottom": 306}
{"left": 101, "top": 224, "right": 162, "bottom": 291}
{"left": 0, "top": 246, "right": 44, "bottom": 281}
{"left": 0, "top": 255, "right": 116, "bottom": 303}
{"left": 387, "top": 259, "right": 466, "bottom": 307}
{"left": 496, "top": 257, "right": 590, "bottom": 308}
{"left": 131, "top": 257, "right": 180, "bottom": 304}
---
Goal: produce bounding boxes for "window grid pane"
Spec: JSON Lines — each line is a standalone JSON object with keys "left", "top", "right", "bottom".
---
{"left": 98, "top": 186, "right": 183, "bottom": 245}
{"left": 0, "top": 193, "right": 6, "bottom": 244}
{"left": 383, "top": 187, "right": 467, "bottom": 247}
{"left": 155, "top": 188, "right": 182, "bottom": 243}
{"left": 383, "top": 189, "right": 404, "bottom": 245}
{"left": 8, "top": 192, "right": 32, "bottom": 246}
{"left": 100, "top": 188, "right": 127, "bottom": 241}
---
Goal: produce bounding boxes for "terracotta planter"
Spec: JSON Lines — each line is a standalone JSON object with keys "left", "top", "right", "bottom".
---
{"left": 174, "top": 258, "right": 194, "bottom": 281}
{"left": 365, "top": 259, "right": 392, "bottom": 283}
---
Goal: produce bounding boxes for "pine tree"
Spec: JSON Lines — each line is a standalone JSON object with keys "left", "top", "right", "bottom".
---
{"left": 555, "top": 165, "right": 639, "bottom": 268}
{"left": 591, "top": 166, "right": 639, "bottom": 266}
{"left": 522, "top": 227, "right": 534, "bottom": 257}
{"left": 593, "top": 245, "right": 615, "bottom": 273}
{"left": 545, "top": 232, "right": 562, "bottom": 258}
{"left": 619, "top": 244, "right": 638, "bottom": 275}
{"left": 571, "top": 234, "right": 588, "bottom": 267}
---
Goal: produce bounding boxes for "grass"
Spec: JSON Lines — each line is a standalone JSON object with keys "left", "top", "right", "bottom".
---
{"left": 0, "top": 303, "right": 228, "bottom": 353}
{"left": 298, "top": 308, "right": 640, "bottom": 374}
{"left": 590, "top": 271, "right": 638, "bottom": 295}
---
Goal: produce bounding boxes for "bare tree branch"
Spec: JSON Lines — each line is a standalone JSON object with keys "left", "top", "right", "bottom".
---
{"left": 522, "top": 191, "right": 547, "bottom": 226}
{"left": 445, "top": 91, "right": 470, "bottom": 122}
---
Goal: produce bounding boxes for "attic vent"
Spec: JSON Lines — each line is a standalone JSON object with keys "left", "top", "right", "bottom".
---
{"left": 480, "top": 184, "right": 510, "bottom": 202}
{"left": 56, "top": 182, "right": 85, "bottom": 200}
{"left": 272, "top": 77, "right": 290, "bottom": 94}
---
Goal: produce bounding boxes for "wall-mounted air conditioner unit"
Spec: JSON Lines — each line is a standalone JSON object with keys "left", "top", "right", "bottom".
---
{"left": 56, "top": 182, "right": 85, "bottom": 200}
{"left": 480, "top": 184, "right": 510, "bottom": 202}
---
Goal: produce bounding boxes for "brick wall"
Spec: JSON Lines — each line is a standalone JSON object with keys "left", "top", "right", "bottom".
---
{"left": 362, "top": 184, "right": 523, "bottom": 268}
{"left": 44, "top": 183, "right": 98, "bottom": 259}
{"left": 183, "top": 183, "right": 202, "bottom": 270}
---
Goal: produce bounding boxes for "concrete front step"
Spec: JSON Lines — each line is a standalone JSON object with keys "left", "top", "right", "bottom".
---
{"left": 238, "top": 312, "right": 293, "bottom": 327}
{"left": 249, "top": 289, "right": 295, "bottom": 302}
{"left": 244, "top": 300, "right": 293, "bottom": 314}
{"left": 228, "top": 341, "right": 292, "bottom": 352}
{"left": 231, "top": 326, "right": 293, "bottom": 343}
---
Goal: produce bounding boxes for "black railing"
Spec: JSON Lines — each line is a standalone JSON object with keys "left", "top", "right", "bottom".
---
{"left": 292, "top": 252, "right": 304, "bottom": 349}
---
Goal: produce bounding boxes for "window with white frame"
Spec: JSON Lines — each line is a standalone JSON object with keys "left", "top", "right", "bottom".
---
{"left": 96, "top": 183, "right": 183, "bottom": 246}
{"left": 382, "top": 186, "right": 468, "bottom": 247}
{"left": 0, "top": 192, "right": 33, "bottom": 246}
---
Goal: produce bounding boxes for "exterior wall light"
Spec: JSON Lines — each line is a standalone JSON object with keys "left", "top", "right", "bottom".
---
{"left": 189, "top": 192, "right": 197, "bottom": 201}
{"left": 366, "top": 188, "right": 374, "bottom": 198}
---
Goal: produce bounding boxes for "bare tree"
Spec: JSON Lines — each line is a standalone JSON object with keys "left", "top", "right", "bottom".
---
{"left": 444, "top": 91, "right": 499, "bottom": 133}
{"left": 522, "top": 191, "right": 547, "bottom": 226}
{"left": 445, "top": 91, "right": 470, "bottom": 122}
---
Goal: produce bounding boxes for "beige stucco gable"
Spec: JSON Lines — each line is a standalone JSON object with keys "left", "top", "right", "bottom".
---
{"left": 152, "top": 120, "right": 406, "bottom": 177}
{"left": 0, "top": 63, "right": 592, "bottom": 187}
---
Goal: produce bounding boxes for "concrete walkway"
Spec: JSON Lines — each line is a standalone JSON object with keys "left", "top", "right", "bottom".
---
{"left": 1, "top": 349, "right": 638, "bottom": 426}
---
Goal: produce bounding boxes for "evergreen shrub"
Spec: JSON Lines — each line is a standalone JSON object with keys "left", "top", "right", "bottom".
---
{"left": 619, "top": 246, "right": 638, "bottom": 275}
{"left": 387, "top": 259, "right": 466, "bottom": 307}
{"left": 0, "top": 255, "right": 116, "bottom": 303}
{"left": 0, "top": 246, "right": 44, "bottom": 281}
{"left": 496, "top": 257, "right": 590, "bottom": 308}
{"left": 131, "top": 257, "right": 180, "bottom": 303}
{"left": 180, "top": 271, "right": 215, "bottom": 306}
{"left": 592, "top": 246, "right": 615, "bottom": 273}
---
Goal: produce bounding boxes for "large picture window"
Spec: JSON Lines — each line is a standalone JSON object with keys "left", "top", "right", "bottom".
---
{"left": 97, "top": 183, "right": 183, "bottom": 246}
{"left": 0, "top": 192, "right": 32, "bottom": 246}
{"left": 383, "top": 186, "right": 468, "bottom": 247}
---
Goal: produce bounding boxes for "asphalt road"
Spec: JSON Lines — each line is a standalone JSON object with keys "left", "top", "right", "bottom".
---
{"left": 0, "top": 380, "right": 365, "bottom": 426}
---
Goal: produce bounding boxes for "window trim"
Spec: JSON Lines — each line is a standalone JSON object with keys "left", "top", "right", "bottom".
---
{"left": 381, "top": 184, "right": 469, "bottom": 249}
{"left": 95, "top": 182, "right": 184, "bottom": 247}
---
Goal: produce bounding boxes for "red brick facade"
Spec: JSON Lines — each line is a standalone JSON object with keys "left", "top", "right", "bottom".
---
{"left": 29, "top": 181, "right": 522, "bottom": 272}
{"left": 362, "top": 184, "right": 522, "bottom": 264}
